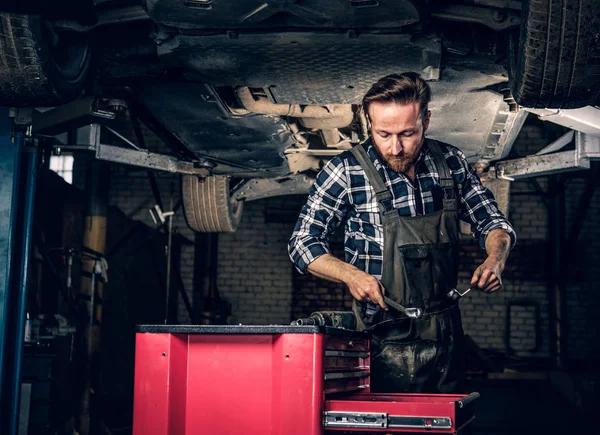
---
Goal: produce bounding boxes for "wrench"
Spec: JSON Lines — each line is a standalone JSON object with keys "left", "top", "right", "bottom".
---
{"left": 377, "top": 282, "right": 423, "bottom": 319}
{"left": 383, "top": 296, "right": 423, "bottom": 319}
{"left": 447, "top": 286, "right": 474, "bottom": 301}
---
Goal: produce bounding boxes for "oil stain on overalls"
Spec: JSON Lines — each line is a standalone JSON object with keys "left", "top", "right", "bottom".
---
{"left": 350, "top": 139, "right": 466, "bottom": 394}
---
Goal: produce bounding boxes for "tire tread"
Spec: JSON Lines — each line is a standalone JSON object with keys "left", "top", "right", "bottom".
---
{"left": 182, "top": 175, "right": 243, "bottom": 233}
{"left": 0, "top": 13, "right": 54, "bottom": 105}
{"left": 510, "top": 0, "right": 600, "bottom": 108}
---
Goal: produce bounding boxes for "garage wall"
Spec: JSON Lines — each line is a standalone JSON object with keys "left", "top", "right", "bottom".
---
{"left": 218, "top": 197, "right": 298, "bottom": 325}
{"left": 564, "top": 179, "right": 600, "bottom": 359}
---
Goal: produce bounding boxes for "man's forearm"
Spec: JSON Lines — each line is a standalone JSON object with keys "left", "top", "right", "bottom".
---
{"left": 485, "top": 229, "right": 511, "bottom": 264}
{"left": 471, "top": 229, "right": 512, "bottom": 292}
{"left": 307, "top": 254, "right": 359, "bottom": 284}
{"left": 307, "top": 254, "right": 387, "bottom": 308}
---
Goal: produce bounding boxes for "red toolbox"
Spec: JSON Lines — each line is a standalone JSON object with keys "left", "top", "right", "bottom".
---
{"left": 133, "top": 325, "right": 477, "bottom": 435}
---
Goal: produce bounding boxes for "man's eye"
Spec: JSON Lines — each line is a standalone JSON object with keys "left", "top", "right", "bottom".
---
{"left": 402, "top": 131, "right": 415, "bottom": 137}
{"left": 379, "top": 133, "right": 390, "bottom": 139}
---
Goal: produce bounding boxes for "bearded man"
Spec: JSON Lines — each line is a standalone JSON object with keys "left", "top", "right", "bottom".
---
{"left": 288, "top": 72, "right": 516, "bottom": 393}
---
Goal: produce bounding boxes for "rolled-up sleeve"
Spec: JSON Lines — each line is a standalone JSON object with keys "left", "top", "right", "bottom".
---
{"left": 288, "top": 157, "right": 350, "bottom": 273}
{"left": 456, "top": 152, "right": 517, "bottom": 250}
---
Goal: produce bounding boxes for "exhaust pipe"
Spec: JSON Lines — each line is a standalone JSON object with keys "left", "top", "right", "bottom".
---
{"left": 235, "top": 86, "right": 354, "bottom": 128}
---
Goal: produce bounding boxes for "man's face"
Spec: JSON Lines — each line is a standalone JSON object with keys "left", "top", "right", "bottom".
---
{"left": 367, "top": 101, "right": 430, "bottom": 173}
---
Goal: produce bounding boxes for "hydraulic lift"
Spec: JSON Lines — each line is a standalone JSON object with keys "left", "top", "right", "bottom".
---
{"left": 0, "top": 108, "right": 38, "bottom": 435}
{"left": 133, "top": 324, "right": 479, "bottom": 435}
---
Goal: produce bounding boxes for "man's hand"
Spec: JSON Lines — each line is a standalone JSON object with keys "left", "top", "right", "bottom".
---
{"left": 471, "top": 229, "right": 512, "bottom": 293}
{"left": 470, "top": 257, "right": 504, "bottom": 293}
{"left": 344, "top": 268, "right": 388, "bottom": 311}
{"left": 307, "top": 254, "right": 388, "bottom": 310}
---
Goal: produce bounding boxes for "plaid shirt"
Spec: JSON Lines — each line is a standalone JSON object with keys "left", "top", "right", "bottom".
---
{"left": 288, "top": 139, "right": 516, "bottom": 277}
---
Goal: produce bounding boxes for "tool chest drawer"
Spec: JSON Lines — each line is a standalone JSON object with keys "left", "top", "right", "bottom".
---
{"left": 324, "top": 334, "right": 370, "bottom": 394}
{"left": 324, "top": 392, "right": 479, "bottom": 433}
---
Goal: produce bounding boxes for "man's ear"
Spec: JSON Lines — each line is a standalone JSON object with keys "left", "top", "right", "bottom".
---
{"left": 423, "top": 110, "right": 431, "bottom": 132}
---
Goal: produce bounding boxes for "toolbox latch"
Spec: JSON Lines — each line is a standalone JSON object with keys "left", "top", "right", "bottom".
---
{"left": 323, "top": 412, "right": 387, "bottom": 429}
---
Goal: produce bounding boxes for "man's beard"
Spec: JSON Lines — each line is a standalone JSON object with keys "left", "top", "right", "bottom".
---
{"left": 382, "top": 141, "right": 423, "bottom": 173}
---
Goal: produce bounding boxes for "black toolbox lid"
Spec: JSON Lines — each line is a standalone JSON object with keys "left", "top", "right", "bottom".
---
{"left": 136, "top": 324, "right": 366, "bottom": 337}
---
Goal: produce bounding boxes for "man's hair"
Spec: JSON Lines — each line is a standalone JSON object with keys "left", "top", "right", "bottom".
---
{"left": 361, "top": 72, "right": 431, "bottom": 123}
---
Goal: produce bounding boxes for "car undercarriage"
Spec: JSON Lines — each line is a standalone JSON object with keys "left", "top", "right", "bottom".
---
{"left": 1, "top": 0, "right": 599, "bottom": 231}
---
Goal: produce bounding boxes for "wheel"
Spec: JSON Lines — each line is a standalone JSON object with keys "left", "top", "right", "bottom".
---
{"left": 0, "top": 13, "right": 92, "bottom": 107}
{"left": 509, "top": 0, "right": 600, "bottom": 109}
{"left": 182, "top": 175, "right": 244, "bottom": 233}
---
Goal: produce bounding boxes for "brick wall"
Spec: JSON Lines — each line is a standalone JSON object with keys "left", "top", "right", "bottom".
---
{"left": 218, "top": 197, "right": 298, "bottom": 325}
{"left": 564, "top": 179, "right": 600, "bottom": 359}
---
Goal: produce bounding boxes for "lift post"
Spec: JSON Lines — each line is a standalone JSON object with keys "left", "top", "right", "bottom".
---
{"left": 0, "top": 108, "right": 38, "bottom": 435}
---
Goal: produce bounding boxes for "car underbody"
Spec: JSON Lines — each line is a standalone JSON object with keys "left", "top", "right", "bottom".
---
{"left": 86, "top": 0, "right": 526, "bottom": 175}
{"left": 1, "top": 0, "right": 599, "bottom": 231}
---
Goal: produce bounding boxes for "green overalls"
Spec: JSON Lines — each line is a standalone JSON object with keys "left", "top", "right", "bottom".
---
{"left": 350, "top": 139, "right": 466, "bottom": 394}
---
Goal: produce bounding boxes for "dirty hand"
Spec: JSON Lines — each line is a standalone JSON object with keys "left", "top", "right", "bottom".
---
{"left": 471, "top": 257, "right": 504, "bottom": 293}
{"left": 343, "top": 269, "right": 388, "bottom": 310}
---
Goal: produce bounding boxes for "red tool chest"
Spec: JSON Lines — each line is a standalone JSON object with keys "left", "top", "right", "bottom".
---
{"left": 133, "top": 325, "right": 477, "bottom": 435}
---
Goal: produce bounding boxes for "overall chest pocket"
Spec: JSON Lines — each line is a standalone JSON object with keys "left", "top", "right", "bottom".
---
{"left": 398, "top": 242, "right": 458, "bottom": 306}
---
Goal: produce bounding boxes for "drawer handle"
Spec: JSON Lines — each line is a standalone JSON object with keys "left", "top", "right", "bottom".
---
{"left": 324, "top": 412, "right": 387, "bottom": 429}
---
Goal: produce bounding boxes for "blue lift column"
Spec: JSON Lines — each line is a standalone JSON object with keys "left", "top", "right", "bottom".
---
{"left": 0, "top": 108, "right": 38, "bottom": 435}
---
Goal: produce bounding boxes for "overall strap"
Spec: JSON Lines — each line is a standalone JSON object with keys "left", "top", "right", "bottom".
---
{"left": 427, "top": 139, "right": 458, "bottom": 213}
{"left": 350, "top": 143, "right": 393, "bottom": 213}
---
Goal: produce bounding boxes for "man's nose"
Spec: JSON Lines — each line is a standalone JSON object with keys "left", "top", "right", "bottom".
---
{"left": 391, "top": 136, "right": 403, "bottom": 155}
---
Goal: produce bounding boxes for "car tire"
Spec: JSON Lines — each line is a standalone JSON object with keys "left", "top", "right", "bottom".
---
{"left": 182, "top": 175, "right": 244, "bottom": 233}
{"left": 509, "top": 0, "right": 600, "bottom": 109}
{"left": 0, "top": 13, "right": 92, "bottom": 107}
